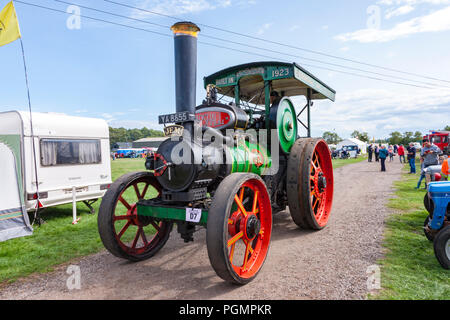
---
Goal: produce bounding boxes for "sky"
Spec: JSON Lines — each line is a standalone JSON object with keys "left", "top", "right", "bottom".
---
{"left": 1, "top": 0, "right": 449, "bottom": 140}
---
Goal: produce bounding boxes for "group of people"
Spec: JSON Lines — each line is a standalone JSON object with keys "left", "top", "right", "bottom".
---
{"left": 367, "top": 139, "right": 449, "bottom": 187}
{"left": 367, "top": 143, "right": 409, "bottom": 172}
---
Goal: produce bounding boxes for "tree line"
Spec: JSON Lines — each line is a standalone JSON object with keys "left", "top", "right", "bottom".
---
{"left": 109, "top": 127, "right": 164, "bottom": 148}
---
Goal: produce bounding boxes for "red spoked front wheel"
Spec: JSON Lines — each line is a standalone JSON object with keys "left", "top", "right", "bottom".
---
{"left": 287, "top": 138, "right": 334, "bottom": 230}
{"left": 98, "top": 172, "right": 172, "bottom": 261}
{"left": 207, "top": 173, "right": 272, "bottom": 284}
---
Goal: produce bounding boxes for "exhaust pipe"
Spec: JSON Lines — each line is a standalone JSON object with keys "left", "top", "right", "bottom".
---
{"left": 171, "top": 21, "right": 200, "bottom": 135}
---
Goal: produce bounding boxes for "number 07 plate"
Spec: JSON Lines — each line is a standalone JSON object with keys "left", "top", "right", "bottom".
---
{"left": 186, "top": 208, "right": 202, "bottom": 223}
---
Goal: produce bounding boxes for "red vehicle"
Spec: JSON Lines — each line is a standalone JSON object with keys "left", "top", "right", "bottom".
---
{"left": 424, "top": 131, "right": 449, "bottom": 155}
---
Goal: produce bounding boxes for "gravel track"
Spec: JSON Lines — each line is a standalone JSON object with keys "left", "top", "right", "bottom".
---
{"left": 0, "top": 159, "right": 403, "bottom": 300}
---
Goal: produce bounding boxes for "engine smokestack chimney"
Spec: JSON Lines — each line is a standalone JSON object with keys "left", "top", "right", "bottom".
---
{"left": 171, "top": 21, "right": 200, "bottom": 134}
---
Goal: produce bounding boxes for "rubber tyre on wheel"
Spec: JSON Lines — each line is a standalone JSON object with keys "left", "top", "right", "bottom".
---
{"left": 206, "top": 173, "right": 272, "bottom": 285}
{"left": 424, "top": 193, "right": 434, "bottom": 217}
{"left": 433, "top": 225, "right": 450, "bottom": 269}
{"left": 423, "top": 216, "right": 435, "bottom": 242}
{"left": 98, "top": 171, "right": 172, "bottom": 262}
{"left": 287, "top": 138, "right": 334, "bottom": 230}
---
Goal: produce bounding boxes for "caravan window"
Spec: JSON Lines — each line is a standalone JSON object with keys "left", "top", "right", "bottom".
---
{"left": 40, "top": 139, "right": 101, "bottom": 166}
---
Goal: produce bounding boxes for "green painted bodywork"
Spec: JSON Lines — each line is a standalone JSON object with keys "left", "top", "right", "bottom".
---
{"left": 137, "top": 204, "right": 209, "bottom": 226}
{"left": 228, "top": 138, "right": 271, "bottom": 175}
{"left": 275, "top": 98, "right": 298, "bottom": 153}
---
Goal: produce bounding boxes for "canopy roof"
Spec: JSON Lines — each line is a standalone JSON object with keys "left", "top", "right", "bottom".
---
{"left": 204, "top": 61, "right": 336, "bottom": 105}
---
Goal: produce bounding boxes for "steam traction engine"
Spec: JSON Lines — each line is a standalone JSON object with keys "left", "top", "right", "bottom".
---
{"left": 98, "top": 22, "right": 337, "bottom": 284}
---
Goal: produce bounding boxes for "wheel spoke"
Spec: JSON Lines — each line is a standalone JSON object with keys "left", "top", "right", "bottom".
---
{"left": 113, "top": 215, "right": 131, "bottom": 221}
{"left": 252, "top": 191, "right": 259, "bottom": 213}
{"left": 150, "top": 220, "right": 161, "bottom": 232}
{"left": 229, "top": 243, "right": 236, "bottom": 264}
{"left": 313, "top": 197, "right": 320, "bottom": 210}
{"left": 133, "top": 183, "right": 141, "bottom": 199}
{"left": 141, "top": 227, "right": 148, "bottom": 245}
{"left": 131, "top": 228, "right": 141, "bottom": 249}
{"left": 243, "top": 239, "right": 254, "bottom": 255}
{"left": 239, "top": 187, "right": 245, "bottom": 202}
{"left": 141, "top": 183, "right": 150, "bottom": 199}
{"left": 227, "top": 231, "right": 243, "bottom": 247}
{"left": 242, "top": 240, "right": 251, "bottom": 271}
{"left": 117, "top": 221, "right": 131, "bottom": 239}
{"left": 119, "top": 196, "right": 131, "bottom": 210}
{"left": 314, "top": 151, "right": 321, "bottom": 167}
{"left": 234, "top": 195, "right": 248, "bottom": 217}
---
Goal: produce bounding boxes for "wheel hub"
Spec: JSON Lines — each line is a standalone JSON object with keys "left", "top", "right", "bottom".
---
{"left": 244, "top": 215, "right": 261, "bottom": 240}
{"left": 313, "top": 169, "right": 327, "bottom": 197}
{"left": 228, "top": 211, "right": 244, "bottom": 236}
{"left": 318, "top": 172, "right": 327, "bottom": 193}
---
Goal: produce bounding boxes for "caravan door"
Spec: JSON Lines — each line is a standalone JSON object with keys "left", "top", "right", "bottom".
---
{"left": 0, "top": 142, "right": 33, "bottom": 241}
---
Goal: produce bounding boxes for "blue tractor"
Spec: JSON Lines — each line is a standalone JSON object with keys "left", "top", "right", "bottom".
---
{"left": 424, "top": 181, "right": 450, "bottom": 269}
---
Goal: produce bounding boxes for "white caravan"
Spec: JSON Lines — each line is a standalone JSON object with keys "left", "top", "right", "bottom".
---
{"left": 0, "top": 111, "right": 112, "bottom": 240}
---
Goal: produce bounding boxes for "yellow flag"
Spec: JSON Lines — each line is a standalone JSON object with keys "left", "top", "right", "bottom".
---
{"left": 0, "top": 1, "right": 21, "bottom": 47}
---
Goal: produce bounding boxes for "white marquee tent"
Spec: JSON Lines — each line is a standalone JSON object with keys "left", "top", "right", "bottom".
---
{"left": 336, "top": 138, "right": 367, "bottom": 154}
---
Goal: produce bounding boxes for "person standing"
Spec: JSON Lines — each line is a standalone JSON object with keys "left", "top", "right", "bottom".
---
{"left": 379, "top": 145, "right": 388, "bottom": 172}
{"left": 420, "top": 138, "right": 442, "bottom": 168}
{"left": 416, "top": 139, "right": 442, "bottom": 188}
{"left": 442, "top": 156, "right": 450, "bottom": 180}
{"left": 388, "top": 145, "right": 394, "bottom": 162}
{"left": 398, "top": 144, "right": 405, "bottom": 163}
{"left": 407, "top": 143, "right": 416, "bottom": 174}
{"left": 368, "top": 144, "right": 373, "bottom": 162}
{"left": 375, "top": 145, "right": 380, "bottom": 162}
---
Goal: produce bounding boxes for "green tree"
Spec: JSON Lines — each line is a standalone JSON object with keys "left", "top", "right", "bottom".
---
{"left": 388, "top": 131, "right": 402, "bottom": 145}
{"left": 413, "top": 131, "right": 423, "bottom": 142}
{"left": 351, "top": 130, "right": 369, "bottom": 142}
{"left": 401, "top": 131, "right": 413, "bottom": 145}
{"left": 444, "top": 125, "right": 450, "bottom": 131}
{"left": 322, "top": 131, "right": 342, "bottom": 145}
{"left": 108, "top": 127, "right": 164, "bottom": 149}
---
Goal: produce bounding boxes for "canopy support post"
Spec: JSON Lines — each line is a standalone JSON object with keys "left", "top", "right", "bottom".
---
{"left": 264, "top": 80, "right": 271, "bottom": 132}
{"left": 307, "top": 88, "right": 312, "bottom": 138}
{"left": 297, "top": 89, "right": 312, "bottom": 138}
{"left": 234, "top": 84, "right": 240, "bottom": 107}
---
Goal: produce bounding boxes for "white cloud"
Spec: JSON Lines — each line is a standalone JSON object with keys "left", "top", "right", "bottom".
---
{"left": 385, "top": 5, "right": 415, "bottom": 19}
{"left": 335, "top": 6, "right": 450, "bottom": 43}
{"left": 307, "top": 88, "right": 450, "bottom": 138}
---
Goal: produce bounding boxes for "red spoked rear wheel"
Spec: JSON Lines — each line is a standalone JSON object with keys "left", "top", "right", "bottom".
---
{"left": 98, "top": 172, "right": 172, "bottom": 261}
{"left": 207, "top": 173, "right": 272, "bottom": 284}
{"left": 287, "top": 138, "right": 334, "bottom": 230}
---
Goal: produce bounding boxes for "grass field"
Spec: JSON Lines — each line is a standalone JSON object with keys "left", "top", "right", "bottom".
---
{"left": 332, "top": 154, "right": 367, "bottom": 169}
{"left": 0, "top": 158, "right": 145, "bottom": 284}
{"left": 374, "top": 162, "right": 450, "bottom": 300}
{"left": 0, "top": 154, "right": 368, "bottom": 284}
